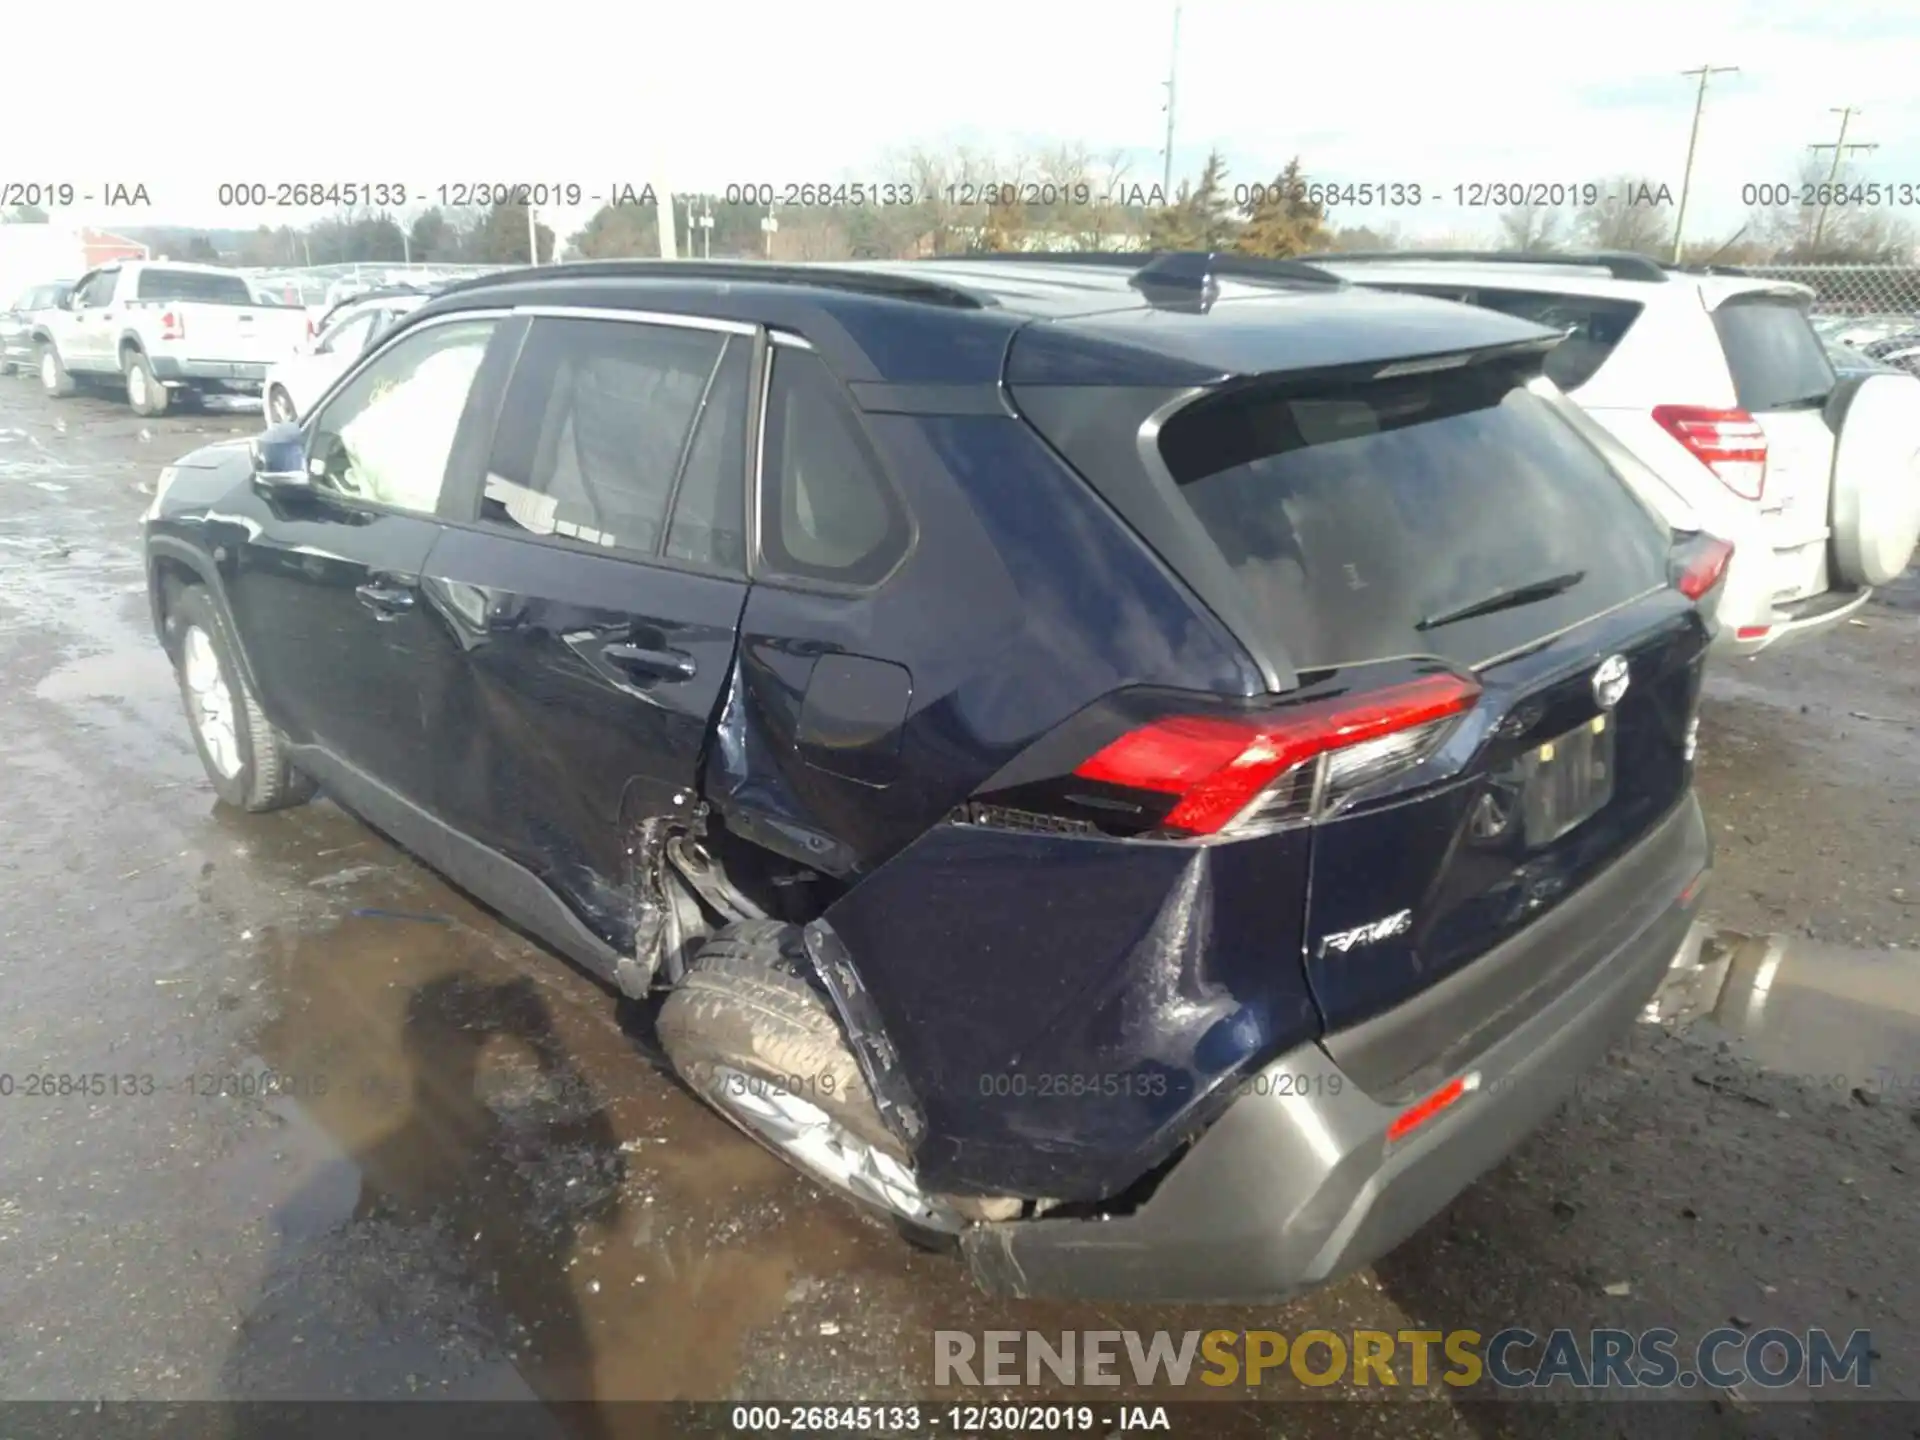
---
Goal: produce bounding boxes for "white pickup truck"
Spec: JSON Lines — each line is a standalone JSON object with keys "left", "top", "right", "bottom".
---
{"left": 31, "top": 261, "right": 311, "bottom": 416}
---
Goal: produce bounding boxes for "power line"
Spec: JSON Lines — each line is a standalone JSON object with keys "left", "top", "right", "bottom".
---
{"left": 1671, "top": 64, "right": 1739, "bottom": 263}
{"left": 1808, "top": 107, "right": 1878, "bottom": 253}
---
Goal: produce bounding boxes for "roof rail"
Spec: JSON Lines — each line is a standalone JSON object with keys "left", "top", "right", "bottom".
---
{"left": 431, "top": 258, "right": 985, "bottom": 309}
{"left": 1301, "top": 249, "right": 1671, "bottom": 284}
{"left": 921, "top": 249, "right": 1346, "bottom": 289}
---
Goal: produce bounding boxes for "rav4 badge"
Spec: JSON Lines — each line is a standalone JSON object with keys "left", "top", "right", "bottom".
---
{"left": 1318, "top": 908, "right": 1413, "bottom": 958}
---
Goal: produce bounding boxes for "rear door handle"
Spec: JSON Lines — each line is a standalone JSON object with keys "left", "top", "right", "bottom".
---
{"left": 604, "top": 642, "right": 696, "bottom": 681}
{"left": 355, "top": 581, "right": 416, "bottom": 618}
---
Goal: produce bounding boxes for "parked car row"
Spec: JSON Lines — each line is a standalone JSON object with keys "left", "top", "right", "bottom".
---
{"left": 4, "top": 262, "right": 447, "bottom": 420}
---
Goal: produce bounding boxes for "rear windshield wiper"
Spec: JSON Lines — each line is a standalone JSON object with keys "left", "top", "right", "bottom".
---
{"left": 1416, "top": 570, "right": 1586, "bottom": 631}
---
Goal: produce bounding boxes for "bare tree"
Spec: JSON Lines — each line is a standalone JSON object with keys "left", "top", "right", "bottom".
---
{"left": 1575, "top": 176, "right": 1675, "bottom": 256}
{"left": 1497, "top": 204, "right": 1561, "bottom": 252}
{"left": 1751, "top": 155, "right": 1917, "bottom": 262}
{"left": 889, "top": 143, "right": 994, "bottom": 256}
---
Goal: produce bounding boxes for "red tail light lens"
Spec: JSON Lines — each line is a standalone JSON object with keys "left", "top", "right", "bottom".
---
{"left": 1673, "top": 536, "right": 1734, "bottom": 600}
{"left": 1652, "top": 405, "right": 1767, "bottom": 501}
{"left": 1074, "top": 674, "right": 1480, "bottom": 837}
{"left": 159, "top": 310, "right": 184, "bottom": 341}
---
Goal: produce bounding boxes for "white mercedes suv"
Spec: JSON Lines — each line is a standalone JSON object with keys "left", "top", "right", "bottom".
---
{"left": 1308, "top": 251, "right": 1920, "bottom": 657}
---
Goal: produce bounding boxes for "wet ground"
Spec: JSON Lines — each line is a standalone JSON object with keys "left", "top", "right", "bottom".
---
{"left": 1, "top": 378, "right": 1916, "bottom": 1437}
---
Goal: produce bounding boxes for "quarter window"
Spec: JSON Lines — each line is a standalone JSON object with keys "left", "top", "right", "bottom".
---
{"left": 306, "top": 317, "right": 497, "bottom": 516}
{"left": 481, "top": 317, "right": 737, "bottom": 558}
{"left": 758, "top": 348, "right": 907, "bottom": 585}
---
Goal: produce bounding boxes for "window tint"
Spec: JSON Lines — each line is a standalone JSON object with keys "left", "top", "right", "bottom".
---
{"left": 1159, "top": 364, "right": 1671, "bottom": 670}
{"left": 317, "top": 311, "right": 376, "bottom": 356}
{"left": 135, "top": 268, "right": 255, "bottom": 304}
{"left": 1713, "top": 296, "right": 1836, "bottom": 411}
{"left": 307, "top": 317, "right": 496, "bottom": 515}
{"left": 481, "top": 318, "right": 726, "bottom": 554}
{"left": 77, "top": 271, "right": 118, "bottom": 306}
{"left": 665, "top": 337, "right": 750, "bottom": 569}
{"left": 759, "top": 349, "right": 907, "bottom": 584}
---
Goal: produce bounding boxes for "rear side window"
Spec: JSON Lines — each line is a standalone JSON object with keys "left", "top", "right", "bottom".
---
{"left": 1159, "top": 363, "right": 1671, "bottom": 669}
{"left": 758, "top": 349, "right": 909, "bottom": 585}
{"left": 1713, "top": 296, "right": 1836, "bottom": 411}
{"left": 481, "top": 317, "right": 733, "bottom": 558}
{"left": 135, "top": 269, "right": 255, "bottom": 304}
{"left": 1383, "top": 285, "right": 1643, "bottom": 392}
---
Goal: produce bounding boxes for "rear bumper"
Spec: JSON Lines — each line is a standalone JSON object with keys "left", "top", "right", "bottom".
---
{"left": 961, "top": 792, "right": 1709, "bottom": 1302}
{"left": 147, "top": 356, "right": 270, "bottom": 386}
{"left": 1715, "top": 584, "right": 1872, "bottom": 657}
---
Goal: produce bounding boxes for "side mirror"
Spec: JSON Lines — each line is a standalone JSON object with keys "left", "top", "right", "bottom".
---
{"left": 250, "top": 422, "right": 309, "bottom": 490}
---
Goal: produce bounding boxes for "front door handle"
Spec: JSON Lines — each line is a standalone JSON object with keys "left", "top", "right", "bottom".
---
{"left": 604, "top": 642, "right": 696, "bottom": 681}
{"left": 355, "top": 581, "right": 416, "bottom": 618}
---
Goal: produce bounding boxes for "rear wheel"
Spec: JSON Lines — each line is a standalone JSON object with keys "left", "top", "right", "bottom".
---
{"left": 658, "top": 920, "right": 1014, "bottom": 1245}
{"left": 38, "top": 343, "right": 75, "bottom": 398}
{"left": 167, "top": 586, "right": 316, "bottom": 812}
{"left": 124, "top": 350, "right": 170, "bottom": 417}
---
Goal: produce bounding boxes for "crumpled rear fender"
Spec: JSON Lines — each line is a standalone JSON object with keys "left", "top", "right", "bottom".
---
{"left": 816, "top": 819, "right": 1321, "bottom": 1202}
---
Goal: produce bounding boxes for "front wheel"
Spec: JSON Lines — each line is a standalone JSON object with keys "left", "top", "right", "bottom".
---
{"left": 124, "top": 350, "right": 170, "bottom": 417}
{"left": 167, "top": 586, "right": 316, "bottom": 812}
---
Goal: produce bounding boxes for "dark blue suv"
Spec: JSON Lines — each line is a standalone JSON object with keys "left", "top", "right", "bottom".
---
{"left": 142, "top": 252, "right": 1721, "bottom": 1301}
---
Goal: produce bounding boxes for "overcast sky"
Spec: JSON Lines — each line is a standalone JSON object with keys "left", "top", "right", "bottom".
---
{"left": 9, "top": 0, "right": 1917, "bottom": 248}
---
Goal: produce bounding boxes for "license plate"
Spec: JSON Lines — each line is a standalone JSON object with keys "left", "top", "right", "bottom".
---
{"left": 1515, "top": 714, "right": 1615, "bottom": 845}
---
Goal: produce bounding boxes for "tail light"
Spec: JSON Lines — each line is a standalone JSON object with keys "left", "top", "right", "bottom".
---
{"left": 1671, "top": 534, "right": 1734, "bottom": 600}
{"left": 159, "top": 311, "right": 185, "bottom": 342}
{"left": 1072, "top": 674, "right": 1480, "bottom": 838}
{"left": 1652, "top": 405, "right": 1767, "bottom": 501}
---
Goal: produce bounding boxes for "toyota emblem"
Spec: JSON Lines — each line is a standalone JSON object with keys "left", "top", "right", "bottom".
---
{"left": 1592, "top": 654, "right": 1631, "bottom": 710}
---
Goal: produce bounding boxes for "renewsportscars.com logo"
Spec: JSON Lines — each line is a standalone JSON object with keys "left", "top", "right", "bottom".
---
{"left": 934, "top": 1327, "right": 1875, "bottom": 1391}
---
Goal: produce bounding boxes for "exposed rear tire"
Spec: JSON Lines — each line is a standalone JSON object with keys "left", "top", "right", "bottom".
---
{"left": 166, "top": 585, "right": 317, "bottom": 812}
{"left": 124, "top": 349, "right": 170, "bottom": 417}
{"left": 658, "top": 920, "right": 1012, "bottom": 1246}
{"left": 38, "top": 343, "right": 75, "bottom": 398}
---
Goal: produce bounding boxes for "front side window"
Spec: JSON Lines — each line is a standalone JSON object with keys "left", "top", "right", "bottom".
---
{"left": 481, "top": 317, "right": 732, "bottom": 556}
{"left": 758, "top": 348, "right": 908, "bottom": 585}
{"left": 77, "top": 271, "right": 118, "bottom": 307}
{"left": 306, "top": 317, "right": 497, "bottom": 515}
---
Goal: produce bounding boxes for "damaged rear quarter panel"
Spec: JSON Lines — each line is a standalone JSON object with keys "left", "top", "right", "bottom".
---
{"left": 706, "top": 410, "right": 1314, "bottom": 1201}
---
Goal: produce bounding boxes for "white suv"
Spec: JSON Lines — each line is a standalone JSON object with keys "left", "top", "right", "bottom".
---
{"left": 1309, "top": 251, "right": 1920, "bottom": 656}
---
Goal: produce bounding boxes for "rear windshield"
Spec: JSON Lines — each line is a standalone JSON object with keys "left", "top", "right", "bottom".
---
{"left": 1712, "top": 295, "right": 1835, "bottom": 411}
{"left": 1383, "top": 285, "right": 1643, "bottom": 391}
{"left": 135, "top": 269, "right": 255, "bottom": 304}
{"left": 1159, "top": 363, "right": 1671, "bottom": 670}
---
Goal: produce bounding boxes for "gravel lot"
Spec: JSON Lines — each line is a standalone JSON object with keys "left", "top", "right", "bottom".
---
{"left": 0, "top": 378, "right": 1914, "bottom": 1438}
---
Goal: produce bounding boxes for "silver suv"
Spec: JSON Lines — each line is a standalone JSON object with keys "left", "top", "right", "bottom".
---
{"left": 1309, "top": 251, "right": 1920, "bottom": 657}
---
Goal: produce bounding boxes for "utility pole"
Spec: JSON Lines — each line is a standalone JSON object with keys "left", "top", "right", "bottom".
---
{"left": 1160, "top": 3, "right": 1182, "bottom": 197}
{"left": 658, "top": 188, "right": 679, "bottom": 260}
{"left": 526, "top": 204, "right": 539, "bottom": 265}
{"left": 1809, "top": 108, "right": 1877, "bottom": 254}
{"left": 1671, "top": 64, "right": 1739, "bottom": 263}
